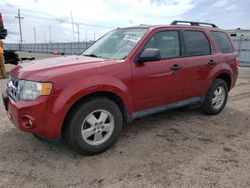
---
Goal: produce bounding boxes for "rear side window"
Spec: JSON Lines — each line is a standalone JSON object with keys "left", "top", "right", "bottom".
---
{"left": 183, "top": 31, "right": 211, "bottom": 56}
{"left": 211, "top": 31, "right": 234, "bottom": 53}
{"left": 144, "top": 31, "right": 180, "bottom": 59}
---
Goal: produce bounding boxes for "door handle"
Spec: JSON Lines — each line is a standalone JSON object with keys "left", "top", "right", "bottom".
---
{"left": 171, "top": 64, "right": 182, "bottom": 71}
{"left": 208, "top": 60, "right": 217, "bottom": 65}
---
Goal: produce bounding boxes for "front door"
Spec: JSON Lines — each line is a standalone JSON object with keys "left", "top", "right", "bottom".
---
{"left": 132, "top": 30, "right": 185, "bottom": 112}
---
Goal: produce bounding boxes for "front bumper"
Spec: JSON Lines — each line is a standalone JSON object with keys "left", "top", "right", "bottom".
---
{"left": 2, "top": 90, "right": 62, "bottom": 139}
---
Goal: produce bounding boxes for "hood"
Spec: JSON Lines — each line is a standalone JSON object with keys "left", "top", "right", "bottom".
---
{"left": 11, "top": 55, "right": 112, "bottom": 81}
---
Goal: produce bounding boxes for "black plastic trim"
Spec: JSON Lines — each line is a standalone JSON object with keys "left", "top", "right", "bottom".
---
{"left": 2, "top": 92, "right": 9, "bottom": 111}
{"left": 129, "top": 97, "right": 205, "bottom": 122}
{"left": 171, "top": 20, "right": 218, "bottom": 28}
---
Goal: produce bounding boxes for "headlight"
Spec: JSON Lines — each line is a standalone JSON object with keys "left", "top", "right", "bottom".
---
{"left": 18, "top": 80, "right": 53, "bottom": 100}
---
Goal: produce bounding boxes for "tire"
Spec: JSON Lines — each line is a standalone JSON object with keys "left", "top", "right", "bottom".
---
{"left": 63, "top": 97, "right": 123, "bottom": 155}
{"left": 202, "top": 79, "right": 228, "bottom": 115}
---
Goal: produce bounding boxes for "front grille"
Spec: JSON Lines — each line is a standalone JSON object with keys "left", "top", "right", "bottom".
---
{"left": 8, "top": 75, "right": 19, "bottom": 101}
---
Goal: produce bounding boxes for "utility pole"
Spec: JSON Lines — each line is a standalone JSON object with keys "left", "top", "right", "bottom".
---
{"left": 70, "top": 11, "right": 76, "bottom": 54}
{"left": 93, "top": 33, "right": 96, "bottom": 41}
{"left": 75, "top": 23, "right": 80, "bottom": 43}
{"left": 75, "top": 23, "right": 80, "bottom": 53}
{"left": 70, "top": 11, "right": 75, "bottom": 43}
{"left": 49, "top": 26, "right": 52, "bottom": 43}
{"left": 33, "top": 28, "right": 36, "bottom": 43}
{"left": 15, "top": 9, "right": 24, "bottom": 50}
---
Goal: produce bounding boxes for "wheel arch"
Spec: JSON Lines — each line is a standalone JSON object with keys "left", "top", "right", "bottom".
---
{"left": 216, "top": 73, "right": 232, "bottom": 90}
{"left": 61, "top": 91, "right": 129, "bottom": 137}
{"left": 203, "top": 68, "right": 233, "bottom": 97}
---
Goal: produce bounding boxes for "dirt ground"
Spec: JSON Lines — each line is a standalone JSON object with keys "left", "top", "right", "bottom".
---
{"left": 0, "top": 52, "right": 250, "bottom": 188}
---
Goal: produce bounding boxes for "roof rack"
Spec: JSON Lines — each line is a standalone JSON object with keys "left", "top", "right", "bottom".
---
{"left": 170, "top": 20, "right": 218, "bottom": 28}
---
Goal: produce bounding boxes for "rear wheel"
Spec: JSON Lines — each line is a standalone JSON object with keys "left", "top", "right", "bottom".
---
{"left": 64, "top": 97, "right": 123, "bottom": 155}
{"left": 202, "top": 79, "right": 228, "bottom": 115}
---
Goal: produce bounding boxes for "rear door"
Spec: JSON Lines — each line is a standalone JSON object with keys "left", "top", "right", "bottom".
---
{"left": 210, "top": 31, "right": 238, "bottom": 85}
{"left": 182, "top": 29, "right": 219, "bottom": 99}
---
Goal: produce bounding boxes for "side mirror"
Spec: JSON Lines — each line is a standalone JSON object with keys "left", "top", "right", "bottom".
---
{"left": 137, "top": 48, "right": 161, "bottom": 63}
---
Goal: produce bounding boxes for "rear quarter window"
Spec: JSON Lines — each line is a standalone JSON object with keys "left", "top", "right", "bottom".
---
{"left": 211, "top": 31, "right": 234, "bottom": 53}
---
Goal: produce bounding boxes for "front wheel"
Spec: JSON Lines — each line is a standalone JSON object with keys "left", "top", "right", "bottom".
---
{"left": 202, "top": 79, "right": 228, "bottom": 115}
{"left": 64, "top": 97, "right": 123, "bottom": 155}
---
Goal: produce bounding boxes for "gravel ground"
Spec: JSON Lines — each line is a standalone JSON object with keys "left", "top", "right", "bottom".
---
{"left": 0, "top": 52, "right": 250, "bottom": 188}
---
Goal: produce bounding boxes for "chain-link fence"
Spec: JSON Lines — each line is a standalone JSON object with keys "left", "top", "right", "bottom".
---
{"left": 3, "top": 38, "right": 250, "bottom": 67}
{"left": 231, "top": 36, "right": 250, "bottom": 67}
{"left": 4, "top": 42, "right": 93, "bottom": 55}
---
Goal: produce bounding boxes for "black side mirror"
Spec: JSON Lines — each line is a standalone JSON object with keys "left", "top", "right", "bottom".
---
{"left": 137, "top": 48, "right": 161, "bottom": 63}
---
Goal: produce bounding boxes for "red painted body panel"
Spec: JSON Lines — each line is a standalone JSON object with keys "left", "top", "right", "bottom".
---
{"left": 3, "top": 25, "right": 238, "bottom": 139}
{"left": 132, "top": 57, "right": 186, "bottom": 111}
{"left": 6, "top": 94, "right": 59, "bottom": 138}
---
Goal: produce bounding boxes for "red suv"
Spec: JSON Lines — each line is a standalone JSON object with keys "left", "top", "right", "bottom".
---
{"left": 2, "top": 21, "right": 239, "bottom": 155}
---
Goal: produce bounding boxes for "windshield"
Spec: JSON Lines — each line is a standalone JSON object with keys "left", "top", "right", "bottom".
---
{"left": 82, "top": 28, "right": 148, "bottom": 60}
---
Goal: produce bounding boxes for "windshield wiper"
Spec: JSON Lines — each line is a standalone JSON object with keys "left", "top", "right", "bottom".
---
{"left": 83, "top": 54, "right": 100, "bottom": 58}
{"left": 122, "top": 56, "right": 127, "bottom": 60}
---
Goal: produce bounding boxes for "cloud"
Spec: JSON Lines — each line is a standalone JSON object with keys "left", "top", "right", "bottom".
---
{"left": 211, "top": 0, "right": 229, "bottom": 8}
{"left": 1, "top": 0, "right": 195, "bottom": 26}
{"left": 0, "top": 0, "right": 249, "bottom": 43}
{"left": 113, "top": 0, "right": 195, "bottom": 24}
{"left": 224, "top": 4, "right": 238, "bottom": 11}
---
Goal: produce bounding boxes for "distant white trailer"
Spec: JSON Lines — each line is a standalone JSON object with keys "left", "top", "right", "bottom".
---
{"left": 231, "top": 37, "right": 250, "bottom": 67}
{"left": 227, "top": 29, "right": 250, "bottom": 37}
{"left": 227, "top": 29, "right": 250, "bottom": 67}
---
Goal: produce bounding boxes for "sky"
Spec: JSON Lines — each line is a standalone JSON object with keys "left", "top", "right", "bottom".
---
{"left": 1, "top": 0, "right": 250, "bottom": 43}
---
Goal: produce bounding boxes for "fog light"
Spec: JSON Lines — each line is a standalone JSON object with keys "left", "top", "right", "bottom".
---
{"left": 21, "top": 115, "right": 36, "bottom": 129}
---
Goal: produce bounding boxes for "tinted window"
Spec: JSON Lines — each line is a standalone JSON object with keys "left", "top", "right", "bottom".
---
{"left": 211, "top": 31, "right": 234, "bottom": 53}
{"left": 184, "top": 31, "right": 211, "bottom": 56}
{"left": 144, "top": 31, "right": 180, "bottom": 59}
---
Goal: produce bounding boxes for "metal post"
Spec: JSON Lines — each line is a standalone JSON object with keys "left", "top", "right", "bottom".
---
{"left": 238, "top": 35, "right": 242, "bottom": 54}
{"left": 85, "top": 30, "right": 88, "bottom": 49}
{"left": 75, "top": 23, "right": 80, "bottom": 43}
{"left": 75, "top": 23, "right": 80, "bottom": 54}
{"left": 15, "top": 9, "right": 24, "bottom": 50}
{"left": 33, "top": 28, "right": 36, "bottom": 44}
{"left": 63, "top": 42, "right": 65, "bottom": 55}
{"left": 49, "top": 26, "right": 52, "bottom": 43}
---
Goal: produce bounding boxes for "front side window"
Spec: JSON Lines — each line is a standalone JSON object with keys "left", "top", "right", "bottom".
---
{"left": 184, "top": 30, "right": 211, "bottom": 56}
{"left": 144, "top": 31, "right": 180, "bottom": 59}
{"left": 211, "top": 31, "right": 234, "bottom": 53}
{"left": 82, "top": 28, "right": 148, "bottom": 60}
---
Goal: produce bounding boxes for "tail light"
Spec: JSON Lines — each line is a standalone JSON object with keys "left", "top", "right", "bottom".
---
{"left": 236, "top": 56, "right": 240, "bottom": 69}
